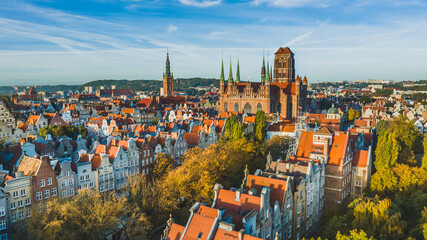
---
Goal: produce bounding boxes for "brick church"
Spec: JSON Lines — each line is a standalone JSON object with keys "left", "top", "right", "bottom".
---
{"left": 219, "top": 47, "right": 308, "bottom": 118}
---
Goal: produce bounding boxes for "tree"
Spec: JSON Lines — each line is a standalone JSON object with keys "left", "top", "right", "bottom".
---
{"left": 162, "top": 139, "right": 264, "bottom": 206}
{"left": 336, "top": 230, "right": 376, "bottom": 240}
{"left": 264, "top": 136, "right": 290, "bottom": 161}
{"left": 78, "top": 125, "right": 89, "bottom": 138}
{"left": 125, "top": 175, "right": 177, "bottom": 228}
{"left": 16, "top": 190, "right": 128, "bottom": 240}
{"left": 422, "top": 134, "right": 427, "bottom": 170}
{"left": 352, "top": 197, "right": 406, "bottom": 240}
{"left": 224, "top": 114, "right": 245, "bottom": 142}
{"left": 152, "top": 153, "right": 176, "bottom": 180}
{"left": 355, "top": 110, "right": 360, "bottom": 119}
{"left": 254, "top": 110, "right": 267, "bottom": 142}
{"left": 348, "top": 108, "right": 356, "bottom": 121}
{"left": 359, "top": 95, "right": 372, "bottom": 103}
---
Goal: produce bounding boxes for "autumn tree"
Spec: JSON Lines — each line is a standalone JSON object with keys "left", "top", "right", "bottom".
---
{"left": 254, "top": 110, "right": 267, "bottom": 142}
{"left": 351, "top": 197, "right": 406, "bottom": 240}
{"left": 422, "top": 133, "right": 427, "bottom": 170}
{"left": 348, "top": 108, "right": 356, "bottom": 121}
{"left": 162, "top": 139, "right": 264, "bottom": 206}
{"left": 152, "top": 153, "right": 176, "bottom": 180}
{"left": 336, "top": 230, "right": 376, "bottom": 240}
{"left": 16, "top": 190, "right": 128, "bottom": 240}
{"left": 265, "top": 136, "right": 290, "bottom": 161}
{"left": 125, "top": 175, "right": 177, "bottom": 229}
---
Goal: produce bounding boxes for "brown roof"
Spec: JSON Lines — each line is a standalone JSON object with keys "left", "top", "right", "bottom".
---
{"left": 167, "top": 223, "right": 185, "bottom": 240}
{"left": 353, "top": 150, "right": 369, "bottom": 168}
{"left": 17, "top": 156, "right": 42, "bottom": 177}
{"left": 328, "top": 132, "right": 348, "bottom": 166}
{"left": 246, "top": 174, "right": 288, "bottom": 208}
{"left": 275, "top": 47, "right": 293, "bottom": 55}
{"left": 183, "top": 132, "right": 200, "bottom": 146}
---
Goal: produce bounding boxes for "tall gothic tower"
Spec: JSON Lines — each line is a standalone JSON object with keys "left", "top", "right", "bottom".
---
{"left": 273, "top": 47, "right": 295, "bottom": 83}
{"left": 162, "top": 50, "right": 173, "bottom": 97}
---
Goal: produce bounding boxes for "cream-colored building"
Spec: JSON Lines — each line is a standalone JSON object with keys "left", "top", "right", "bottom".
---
{"left": 4, "top": 172, "right": 32, "bottom": 223}
{"left": 0, "top": 100, "right": 15, "bottom": 128}
{"left": 92, "top": 153, "right": 115, "bottom": 193}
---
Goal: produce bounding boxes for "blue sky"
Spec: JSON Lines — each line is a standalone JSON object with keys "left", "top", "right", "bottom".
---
{"left": 0, "top": 0, "right": 426, "bottom": 85}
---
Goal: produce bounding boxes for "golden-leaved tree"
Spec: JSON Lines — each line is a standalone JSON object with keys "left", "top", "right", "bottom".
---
{"left": 163, "top": 138, "right": 265, "bottom": 206}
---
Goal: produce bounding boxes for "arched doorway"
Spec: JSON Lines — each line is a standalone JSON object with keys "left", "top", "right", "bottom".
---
{"left": 243, "top": 102, "right": 252, "bottom": 114}
{"left": 257, "top": 103, "right": 262, "bottom": 112}
{"left": 234, "top": 102, "right": 239, "bottom": 112}
{"left": 224, "top": 102, "right": 228, "bottom": 112}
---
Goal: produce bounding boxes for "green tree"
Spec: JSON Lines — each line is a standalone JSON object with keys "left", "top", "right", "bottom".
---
{"left": 224, "top": 114, "right": 245, "bottom": 142}
{"left": 264, "top": 136, "right": 290, "bottom": 161}
{"left": 422, "top": 134, "right": 427, "bottom": 170}
{"left": 254, "top": 110, "right": 267, "bottom": 142}
{"left": 336, "top": 230, "right": 376, "bottom": 240}
{"left": 358, "top": 95, "right": 372, "bottom": 103}
{"left": 152, "top": 153, "right": 176, "bottom": 180}
{"left": 352, "top": 197, "right": 406, "bottom": 240}
{"left": 78, "top": 125, "right": 89, "bottom": 138}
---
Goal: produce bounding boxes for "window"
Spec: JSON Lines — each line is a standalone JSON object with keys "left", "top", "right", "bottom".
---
{"left": 47, "top": 177, "right": 52, "bottom": 185}
{"left": 65, "top": 171, "right": 70, "bottom": 177}
{"left": 13, "top": 191, "right": 19, "bottom": 198}
{"left": 80, "top": 176, "right": 85, "bottom": 182}
{"left": 297, "top": 204, "right": 301, "bottom": 214}
{"left": 62, "top": 180, "right": 66, "bottom": 188}
{"left": 19, "top": 211, "right": 24, "bottom": 219}
{"left": 11, "top": 214, "right": 16, "bottom": 222}
{"left": 40, "top": 179, "right": 45, "bottom": 187}
{"left": 355, "top": 181, "right": 362, "bottom": 187}
{"left": 0, "top": 208, "right": 4, "bottom": 217}
{"left": 27, "top": 209, "right": 31, "bottom": 218}
{"left": 62, "top": 190, "right": 67, "bottom": 198}
{"left": 36, "top": 192, "right": 42, "bottom": 201}
{"left": 100, "top": 184, "right": 104, "bottom": 192}
{"left": 100, "top": 175, "right": 104, "bottom": 182}
{"left": 0, "top": 220, "right": 5, "bottom": 230}
{"left": 69, "top": 189, "right": 74, "bottom": 196}
{"left": 104, "top": 166, "right": 108, "bottom": 172}
{"left": 44, "top": 189, "right": 50, "bottom": 199}
{"left": 25, "top": 198, "right": 31, "bottom": 205}
{"left": 18, "top": 200, "right": 23, "bottom": 208}
{"left": 52, "top": 187, "right": 57, "bottom": 196}
{"left": 297, "top": 217, "right": 300, "bottom": 228}
{"left": 21, "top": 189, "right": 26, "bottom": 196}
{"left": 68, "top": 178, "right": 74, "bottom": 186}
{"left": 10, "top": 203, "right": 16, "bottom": 210}
{"left": 85, "top": 174, "right": 90, "bottom": 180}
{"left": 89, "top": 182, "right": 94, "bottom": 188}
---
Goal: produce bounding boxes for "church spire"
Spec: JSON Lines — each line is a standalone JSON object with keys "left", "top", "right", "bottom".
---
{"left": 164, "top": 48, "right": 172, "bottom": 78}
{"left": 220, "top": 58, "right": 225, "bottom": 82}
{"left": 261, "top": 55, "right": 266, "bottom": 82}
{"left": 228, "top": 57, "right": 233, "bottom": 83}
{"left": 236, "top": 58, "right": 240, "bottom": 83}
{"left": 265, "top": 60, "right": 270, "bottom": 82}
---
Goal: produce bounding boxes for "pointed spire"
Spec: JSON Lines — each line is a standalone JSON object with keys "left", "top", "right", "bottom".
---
{"left": 265, "top": 60, "right": 270, "bottom": 83}
{"left": 165, "top": 49, "right": 171, "bottom": 78}
{"left": 228, "top": 57, "right": 233, "bottom": 83}
{"left": 270, "top": 65, "right": 273, "bottom": 82}
{"left": 236, "top": 58, "right": 240, "bottom": 83}
{"left": 220, "top": 58, "right": 225, "bottom": 82}
{"left": 261, "top": 55, "right": 266, "bottom": 82}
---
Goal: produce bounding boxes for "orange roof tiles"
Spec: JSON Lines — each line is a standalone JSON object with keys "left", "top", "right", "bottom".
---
{"left": 353, "top": 150, "right": 369, "bottom": 168}
{"left": 183, "top": 132, "right": 200, "bottom": 146}
{"left": 275, "top": 47, "right": 293, "bottom": 55}
{"left": 167, "top": 223, "right": 185, "bottom": 240}
{"left": 182, "top": 213, "right": 216, "bottom": 240}
{"left": 296, "top": 131, "right": 315, "bottom": 158}
{"left": 245, "top": 174, "right": 287, "bottom": 208}
{"left": 216, "top": 189, "right": 261, "bottom": 216}
{"left": 328, "top": 132, "right": 348, "bottom": 166}
{"left": 27, "top": 115, "right": 40, "bottom": 125}
{"left": 196, "top": 205, "right": 219, "bottom": 219}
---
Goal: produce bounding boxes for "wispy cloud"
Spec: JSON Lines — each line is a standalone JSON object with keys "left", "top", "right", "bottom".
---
{"left": 252, "top": 0, "right": 331, "bottom": 8}
{"left": 178, "top": 0, "right": 221, "bottom": 7}
{"left": 168, "top": 24, "right": 178, "bottom": 33}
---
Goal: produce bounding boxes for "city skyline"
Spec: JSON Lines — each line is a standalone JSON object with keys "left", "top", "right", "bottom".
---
{"left": 1, "top": 0, "right": 427, "bottom": 85}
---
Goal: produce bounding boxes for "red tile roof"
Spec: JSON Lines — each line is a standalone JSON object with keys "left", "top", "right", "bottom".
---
{"left": 246, "top": 174, "right": 287, "bottom": 208}
{"left": 328, "top": 132, "right": 348, "bottom": 166}
{"left": 167, "top": 223, "right": 185, "bottom": 240}
{"left": 353, "top": 150, "right": 369, "bottom": 168}
{"left": 183, "top": 132, "right": 200, "bottom": 146}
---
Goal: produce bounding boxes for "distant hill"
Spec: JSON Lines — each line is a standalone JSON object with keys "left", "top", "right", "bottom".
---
{"left": 81, "top": 78, "right": 219, "bottom": 92}
{"left": 0, "top": 78, "right": 220, "bottom": 95}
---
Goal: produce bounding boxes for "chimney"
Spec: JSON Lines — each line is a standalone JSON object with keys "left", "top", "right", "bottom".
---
{"left": 324, "top": 138, "right": 329, "bottom": 155}
{"left": 41, "top": 155, "right": 50, "bottom": 163}
{"left": 235, "top": 188, "right": 243, "bottom": 201}
{"left": 248, "top": 188, "right": 257, "bottom": 196}
{"left": 238, "top": 229, "right": 245, "bottom": 240}
{"left": 260, "top": 187, "right": 270, "bottom": 218}
{"left": 212, "top": 183, "right": 223, "bottom": 208}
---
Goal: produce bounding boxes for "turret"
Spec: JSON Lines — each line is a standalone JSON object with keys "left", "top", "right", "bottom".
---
{"left": 236, "top": 59, "right": 241, "bottom": 83}
{"left": 295, "top": 75, "right": 301, "bottom": 96}
{"left": 265, "top": 60, "right": 270, "bottom": 84}
{"left": 261, "top": 56, "right": 266, "bottom": 82}
{"left": 220, "top": 59, "right": 225, "bottom": 94}
{"left": 228, "top": 59, "right": 234, "bottom": 84}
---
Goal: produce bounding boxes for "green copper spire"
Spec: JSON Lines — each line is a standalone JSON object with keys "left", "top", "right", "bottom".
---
{"left": 220, "top": 59, "right": 225, "bottom": 82}
{"left": 261, "top": 55, "right": 266, "bottom": 82}
{"left": 265, "top": 60, "right": 270, "bottom": 82}
{"left": 164, "top": 49, "right": 172, "bottom": 78}
{"left": 228, "top": 58, "right": 233, "bottom": 83}
{"left": 236, "top": 58, "right": 241, "bottom": 83}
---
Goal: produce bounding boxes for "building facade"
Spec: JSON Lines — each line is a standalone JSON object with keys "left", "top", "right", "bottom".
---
{"left": 219, "top": 47, "right": 308, "bottom": 118}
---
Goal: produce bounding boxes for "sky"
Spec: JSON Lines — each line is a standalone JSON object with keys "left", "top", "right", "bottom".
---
{"left": 0, "top": 0, "right": 427, "bottom": 86}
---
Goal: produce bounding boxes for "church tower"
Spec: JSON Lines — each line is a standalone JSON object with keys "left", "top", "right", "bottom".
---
{"left": 273, "top": 47, "right": 295, "bottom": 83}
{"left": 162, "top": 50, "right": 173, "bottom": 97}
